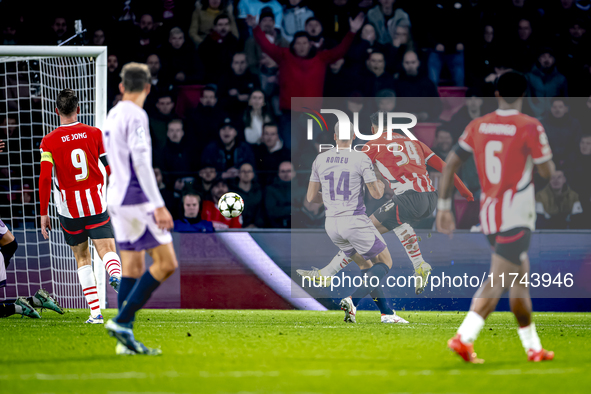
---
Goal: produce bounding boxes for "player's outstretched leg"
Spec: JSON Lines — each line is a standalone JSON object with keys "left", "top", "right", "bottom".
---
{"left": 297, "top": 251, "right": 353, "bottom": 286}
{"left": 393, "top": 223, "right": 431, "bottom": 294}
{"left": 106, "top": 243, "right": 177, "bottom": 354}
{"left": 352, "top": 268, "right": 408, "bottom": 324}
{"left": 509, "top": 256, "right": 554, "bottom": 362}
{"left": 15, "top": 297, "right": 41, "bottom": 318}
{"left": 27, "top": 289, "right": 64, "bottom": 315}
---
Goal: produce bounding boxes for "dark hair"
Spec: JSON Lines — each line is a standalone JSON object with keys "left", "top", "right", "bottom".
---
{"left": 203, "top": 84, "right": 217, "bottom": 95}
{"left": 120, "top": 62, "right": 151, "bottom": 93}
{"left": 56, "top": 89, "right": 78, "bottom": 116}
{"left": 305, "top": 16, "right": 321, "bottom": 26}
{"left": 214, "top": 13, "right": 230, "bottom": 25}
{"left": 367, "top": 50, "right": 385, "bottom": 61}
{"left": 290, "top": 31, "right": 316, "bottom": 58}
{"left": 243, "top": 90, "right": 274, "bottom": 127}
{"left": 263, "top": 122, "right": 278, "bottom": 132}
{"left": 495, "top": 71, "right": 528, "bottom": 103}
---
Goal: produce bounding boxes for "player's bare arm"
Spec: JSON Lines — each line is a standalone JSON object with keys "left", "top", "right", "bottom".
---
{"left": 536, "top": 159, "right": 556, "bottom": 180}
{"left": 366, "top": 180, "right": 385, "bottom": 200}
{"left": 306, "top": 181, "right": 322, "bottom": 203}
{"left": 436, "top": 151, "right": 465, "bottom": 235}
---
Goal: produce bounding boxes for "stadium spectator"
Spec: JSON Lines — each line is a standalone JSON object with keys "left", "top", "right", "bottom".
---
{"left": 565, "top": 134, "right": 591, "bottom": 227}
{"left": 155, "top": 167, "right": 179, "bottom": 219}
{"left": 218, "top": 52, "right": 261, "bottom": 117}
{"left": 231, "top": 163, "right": 265, "bottom": 227}
{"left": 357, "top": 51, "right": 395, "bottom": 97}
{"left": 254, "top": 122, "right": 290, "bottom": 185}
{"left": 536, "top": 169, "right": 584, "bottom": 229}
{"left": 159, "top": 119, "right": 197, "bottom": 189}
{"left": 91, "top": 28, "right": 106, "bottom": 46}
{"left": 465, "top": 24, "right": 502, "bottom": 88}
{"left": 243, "top": 90, "right": 274, "bottom": 145}
{"left": 173, "top": 192, "right": 214, "bottom": 233}
{"left": 314, "top": 0, "right": 356, "bottom": 42}
{"left": 394, "top": 51, "right": 442, "bottom": 121}
{"left": 526, "top": 49, "right": 569, "bottom": 118}
{"left": 281, "top": 0, "right": 315, "bottom": 42}
{"left": 541, "top": 98, "right": 581, "bottom": 164}
{"left": 201, "top": 118, "right": 255, "bottom": 178}
{"left": 46, "top": 16, "right": 68, "bottom": 45}
{"left": 185, "top": 85, "right": 228, "bottom": 149}
{"left": 305, "top": 16, "right": 335, "bottom": 51}
{"left": 423, "top": 0, "right": 466, "bottom": 86}
{"left": 107, "top": 54, "right": 120, "bottom": 110}
{"left": 160, "top": 27, "right": 204, "bottom": 85}
{"left": 431, "top": 128, "right": 453, "bottom": 161}
{"left": 1, "top": 17, "right": 20, "bottom": 45}
{"left": 195, "top": 165, "right": 218, "bottom": 197}
{"left": 448, "top": 89, "right": 485, "bottom": 143}
{"left": 238, "top": 0, "right": 283, "bottom": 28}
{"left": 386, "top": 22, "right": 413, "bottom": 76}
{"left": 557, "top": 18, "right": 591, "bottom": 97}
{"left": 366, "top": 0, "right": 410, "bottom": 45}
{"left": 189, "top": 0, "right": 239, "bottom": 47}
{"left": 347, "top": 24, "right": 389, "bottom": 69}
{"left": 149, "top": 94, "right": 176, "bottom": 152}
{"left": 144, "top": 53, "right": 173, "bottom": 116}
{"left": 245, "top": 7, "right": 290, "bottom": 74}
{"left": 247, "top": 12, "right": 363, "bottom": 150}
{"left": 198, "top": 14, "right": 240, "bottom": 83}
{"left": 201, "top": 178, "right": 242, "bottom": 229}
{"left": 375, "top": 89, "right": 397, "bottom": 112}
{"left": 265, "top": 161, "right": 299, "bottom": 228}
{"left": 130, "top": 13, "right": 160, "bottom": 61}
{"left": 510, "top": 18, "right": 537, "bottom": 72}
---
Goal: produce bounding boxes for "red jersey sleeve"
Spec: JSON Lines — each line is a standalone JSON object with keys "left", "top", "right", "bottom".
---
{"left": 39, "top": 136, "right": 54, "bottom": 216}
{"left": 418, "top": 141, "right": 436, "bottom": 163}
{"left": 525, "top": 121, "right": 553, "bottom": 165}
{"left": 458, "top": 121, "right": 476, "bottom": 153}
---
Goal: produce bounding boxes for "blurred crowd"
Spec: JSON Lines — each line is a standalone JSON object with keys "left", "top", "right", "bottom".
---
{"left": 1, "top": 0, "right": 590, "bottom": 230}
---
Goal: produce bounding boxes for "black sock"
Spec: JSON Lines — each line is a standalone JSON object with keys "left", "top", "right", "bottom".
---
{"left": 351, "top": 269, "right": 370, "bottom": 307}
{"left": 370, "top": 286, "right": 393, "bottom": 315}
{"left": 118, "top": 277, "right": 138, "bottom": 311}
{"left": 350, "top": 263, "right": 390, "bottom": 306}
{"left": 0, "top": 303, "right": 16, "bottom": 318}
{"left": 116, "top": 270, "right": 160, "bottom": 325}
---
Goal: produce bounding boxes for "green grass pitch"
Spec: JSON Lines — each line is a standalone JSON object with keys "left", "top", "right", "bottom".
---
{"left": 1, "top": 309, "right": 590, "bottom": 393}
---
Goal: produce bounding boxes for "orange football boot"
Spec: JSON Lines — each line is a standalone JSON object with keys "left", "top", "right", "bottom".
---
{"left": 448, "top": 334, "right": 484, "bottom": 364}
{"left": 527, "top": 349, "right": 554, "bottom": 362}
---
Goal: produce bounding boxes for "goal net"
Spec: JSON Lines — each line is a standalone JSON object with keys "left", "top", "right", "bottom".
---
{"left": 0, "top": 46, "right": 107, "bottom": 309}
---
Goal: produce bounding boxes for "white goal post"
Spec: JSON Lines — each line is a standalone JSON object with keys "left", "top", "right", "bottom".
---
{"left": 0, "top": 46, "right": 108, "bottom": 309}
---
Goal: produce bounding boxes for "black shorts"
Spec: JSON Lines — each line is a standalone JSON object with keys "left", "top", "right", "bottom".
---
{"left": 59, "top": 211, "right": 114, "bottom": 246}
{"left": 486, "top": 227, "right": 531, "bottom": 266}
{"left": 372, "top": 190, "right": 438, "bottom": 231}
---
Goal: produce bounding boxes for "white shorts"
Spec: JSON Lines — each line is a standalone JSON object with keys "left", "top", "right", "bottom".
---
{"left": 108, "top": 203, "right": 172, "bottom": 251}
{"left": 325, "top": 215, "right": 387, "bottom": 260}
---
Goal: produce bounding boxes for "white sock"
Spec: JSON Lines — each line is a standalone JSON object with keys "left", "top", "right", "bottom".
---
{"left": 14, "top": 304, "right": 23, "bottom": 315}
{"left": 77, "top": 265, "right": 101, "bottom": 317}
{"left": 457, "top": 311, "right": 485, "bottom": 344}
{"left": 103, "top": 251, "right": 122, "bottom": 278}
{"left": 518, "top": 323, "right": 542, "bottom": 352}
{"left": 394, "top": 223, "right": 423, "bottom": 270}
{"left": 319, "top": 251, "right": 353, "bottom": 276}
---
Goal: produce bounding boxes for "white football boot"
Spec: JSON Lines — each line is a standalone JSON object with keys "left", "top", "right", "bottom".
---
{"left": 381, "top": 313, "right": 409, "bottom": 324}
{"left": 296, "top": 267, "right": 332, "bottom": 287}
{"left": 414, "top": 262, "right": 432, "bottom": 294}
{"left": 339, "top": 297, "right": 357, "bottom": 323}
{"left": 85, "top": 314, "right": 104, "bottom": 324}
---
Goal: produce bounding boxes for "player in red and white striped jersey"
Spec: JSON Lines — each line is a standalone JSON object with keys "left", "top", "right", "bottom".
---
{"left": 437, "top": 72, "right": 555, "bottom": 363}
{"left": 39, "top": 89, "right": 123, "bottom": 324}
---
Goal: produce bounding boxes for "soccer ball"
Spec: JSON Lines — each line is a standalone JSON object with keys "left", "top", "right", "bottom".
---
{"left": 218, "top": 192, "right": 244, "bottom": 218}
